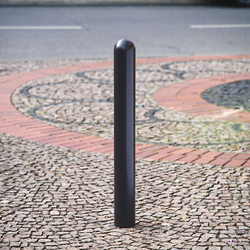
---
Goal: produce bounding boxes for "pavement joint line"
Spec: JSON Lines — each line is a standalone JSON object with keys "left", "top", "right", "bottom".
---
{"left": 1, "top": 55, "right": 250, "bottom": 167}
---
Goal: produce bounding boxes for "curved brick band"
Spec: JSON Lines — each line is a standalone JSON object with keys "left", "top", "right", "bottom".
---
{"left": 153, "top": 73, "right": 250, "bottom": 123}
{"left": 1, "top": 55, "right": 250, "bottom": 167}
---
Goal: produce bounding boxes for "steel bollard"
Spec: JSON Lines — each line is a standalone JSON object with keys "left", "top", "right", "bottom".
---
{"left": 114, "top": 39, "right": 136, "bottom": 228}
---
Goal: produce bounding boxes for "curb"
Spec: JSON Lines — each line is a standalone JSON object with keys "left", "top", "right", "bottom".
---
{"left": 0, "top": 0, "right": 211, "bottom": 6}
{"left": 1, "top": 55, "right": 250, "bottom": 167}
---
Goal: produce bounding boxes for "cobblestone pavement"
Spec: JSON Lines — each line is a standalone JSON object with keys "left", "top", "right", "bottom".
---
{"left": 1, "top": 133, "right": 250, "bottom": 249}
{"left": 1, "top": 57, "right": 250, "bottom": 249}
{"left": 11, "top": 59, "right": 250, "bottom": 153}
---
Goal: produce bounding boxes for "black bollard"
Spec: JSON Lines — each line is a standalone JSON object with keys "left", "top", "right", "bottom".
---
{"left": 114, "top": 39, "right": 135, "bottom": 228}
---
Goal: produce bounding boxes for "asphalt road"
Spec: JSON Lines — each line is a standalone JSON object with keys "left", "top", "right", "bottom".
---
{"left": 0, "top": 5, "right": 250, "bottom": 61}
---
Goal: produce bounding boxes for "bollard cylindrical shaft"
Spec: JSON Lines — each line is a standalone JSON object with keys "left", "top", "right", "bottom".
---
{"left": 114, "top": 39, "right": 135, "bottom": 228}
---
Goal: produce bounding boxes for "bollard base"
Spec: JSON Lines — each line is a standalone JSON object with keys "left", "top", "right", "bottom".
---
{"left": 115, "top": 215, "right": 135, "bottom": 228}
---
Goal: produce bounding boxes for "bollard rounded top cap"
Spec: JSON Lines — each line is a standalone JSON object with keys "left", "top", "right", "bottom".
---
{"left": 114, "top": 39, "right": 135, "bottom": 51}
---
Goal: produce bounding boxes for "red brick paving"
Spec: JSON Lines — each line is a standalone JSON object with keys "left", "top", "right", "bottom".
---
{"left": 188, "top": 149, "right": 208, "bottom": 156}
{"left": 136, "top": 150, "right": 158, "bottom": 158}
{"left": 170, "top": 148, "right": 195, "bottom": 155}
{"left": 193, "top": 157, "right": 216, "bottom": 164}
{"left": 1, "top": 55, "right": 250, "bottom": 167}
{"left": 146, "top": 152, "right": 173, "bottom": 161}
{"left": 217, "top": 153, "right": 238, "bottom": 159}
{"left": 161, "top": 154, "right": 186, "bottom": 162}
{"left": 234, "top": 154, "right": 250, "bottom": 160}
{"left": 177, "top": 155, "right": 200, "bottom": 163}
{"left": 209, "top": 158, "right": 231, "bottom": 166}
{"left": 243, "top": 161, "right": 250, "bottom": 167}
{"left": 200, "top": 151, "right": 224, "bottom": 158}
{"left": 224, "top": 159, "right": 247, "bottom": 167}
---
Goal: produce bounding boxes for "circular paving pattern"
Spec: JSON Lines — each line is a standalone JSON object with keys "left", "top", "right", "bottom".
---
{"left": 1, "top": 57, "right": 250, "bottom": 249}
{"left": 11, "top": 59, "right": 250, "bottom": 153}
{"left": 202, "top": 80, "right": 250, "bottom": 112}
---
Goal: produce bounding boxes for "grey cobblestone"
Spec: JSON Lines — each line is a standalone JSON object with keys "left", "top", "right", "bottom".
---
{"left": 1, "top": 132, "right": 250, "bottom": 248}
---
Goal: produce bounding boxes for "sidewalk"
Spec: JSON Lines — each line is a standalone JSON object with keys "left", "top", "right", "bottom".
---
{"left": 0, "top": 55, "right": 250, "bottom": 249}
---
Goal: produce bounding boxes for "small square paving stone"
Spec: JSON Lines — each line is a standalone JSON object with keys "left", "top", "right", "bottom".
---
{"left": 9, "top": 242, "right": 21, "bottom": 247}
{"left": 192, "top": 247, "right": 207, "bottom": 250}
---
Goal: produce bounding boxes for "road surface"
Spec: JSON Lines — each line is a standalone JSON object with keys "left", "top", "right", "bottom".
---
{"left": 0, "top": 5, "right": 250, "bottom": 61}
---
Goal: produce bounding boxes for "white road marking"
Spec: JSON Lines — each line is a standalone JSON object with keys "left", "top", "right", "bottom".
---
{"left": 190, "top": 24, "right": 250, "bottom": 29}
{"left": 0, "top": 26, "right": 82, "bottom": 30}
